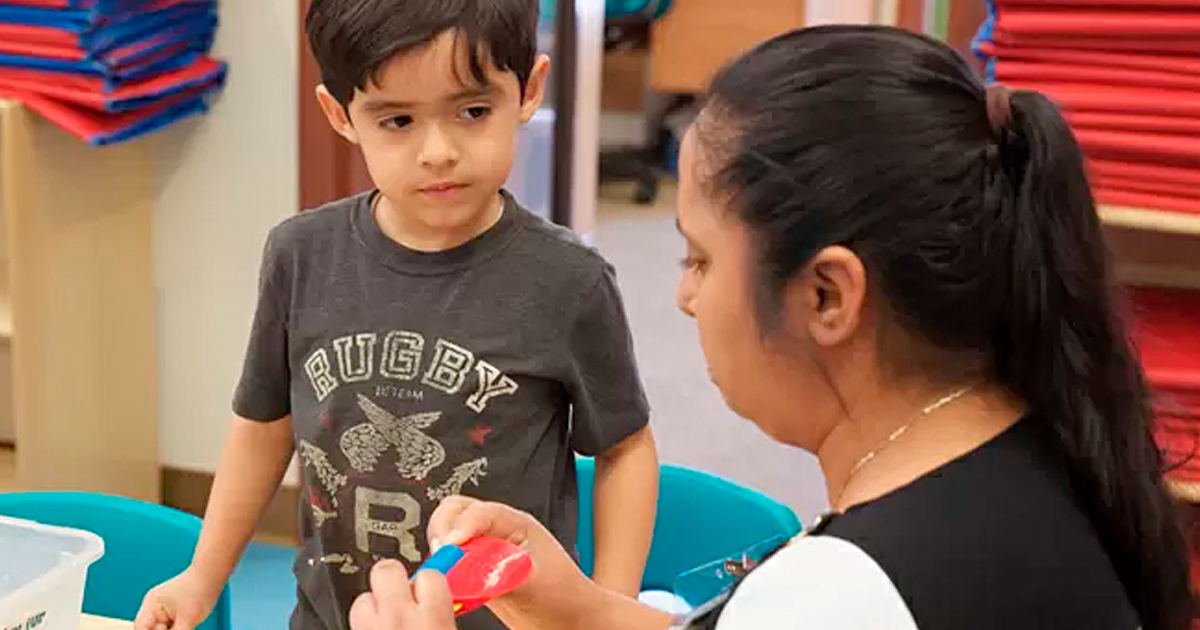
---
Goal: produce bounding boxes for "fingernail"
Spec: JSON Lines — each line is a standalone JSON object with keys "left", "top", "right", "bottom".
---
{"left": 374, "top": 559, "right": 403, "bottom": 574}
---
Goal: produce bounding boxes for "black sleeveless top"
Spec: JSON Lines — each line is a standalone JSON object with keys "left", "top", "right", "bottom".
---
{"left": 678, "top": 417, "right": 1140, "bottom": 629}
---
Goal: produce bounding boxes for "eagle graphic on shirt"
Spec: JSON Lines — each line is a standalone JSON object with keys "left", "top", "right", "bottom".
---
{"left": 339, "top": 393, "right": 447, "bottom": 481}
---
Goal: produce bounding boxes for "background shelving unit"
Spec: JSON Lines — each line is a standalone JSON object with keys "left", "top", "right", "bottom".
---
{"left": 0, "top": 100, "right": 159, "bottom": 501}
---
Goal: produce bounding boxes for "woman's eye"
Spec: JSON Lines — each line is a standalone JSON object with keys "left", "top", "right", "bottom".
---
{"left": 680, "top": 256, "right": 708, "bottom": 272}
{"left": 380, "top": 115, "right": 413, "bottom": 130}
{"left": 461, "top": 106, "right": 492, "bottom": 121}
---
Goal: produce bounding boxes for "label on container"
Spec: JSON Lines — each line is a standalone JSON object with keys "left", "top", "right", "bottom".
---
{"left": 4, "top": 610, "right": 46, "bottom": 630}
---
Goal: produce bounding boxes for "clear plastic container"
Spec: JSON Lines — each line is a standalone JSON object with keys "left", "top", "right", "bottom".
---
{"left": 0, "top": 515, "right": 104, "bottom": 630}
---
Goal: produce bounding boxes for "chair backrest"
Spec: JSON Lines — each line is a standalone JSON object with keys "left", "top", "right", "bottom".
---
{"left": 0, "top": 492, "right": 232, "bottom": 630}
{"left": 575, "top": 458, "right": 802, "bottom": 592}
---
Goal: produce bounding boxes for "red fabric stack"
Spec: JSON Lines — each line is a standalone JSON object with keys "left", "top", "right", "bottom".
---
{"left": 977, "top": 0, "right": 1200, "bottom": 215}
{"left": 1126, "top": 287, "right": 1200, "bottom": 591}
{"left": 1128, "top": 287, "right": 1200, "bottom": 489}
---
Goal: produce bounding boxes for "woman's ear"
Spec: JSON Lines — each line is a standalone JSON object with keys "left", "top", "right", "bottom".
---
{"left": 784, "top": 246, "right": 868, "bottom": 348}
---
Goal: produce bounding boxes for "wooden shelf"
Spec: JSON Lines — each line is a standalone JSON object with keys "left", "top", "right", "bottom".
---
{"left": 1100, "top": 205, "right": 1200, "bottom": 237}
{"left": 0, "top": 270, "right": 9, "bottom": 340}
{"left": 1100, "top": 205, "right": 1200, "bottom": 290}
{"left": 0, "top": 101, "right": 159, "bottom": 501}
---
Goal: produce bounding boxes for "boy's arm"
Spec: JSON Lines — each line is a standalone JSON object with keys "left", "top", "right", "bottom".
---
{"left": 591, "top": 425, "right": 659, "bottom": 597}
{"left": 562, "top": 262, "right": 658, "bottom": 597}
{"left": 190, "top": 414, "right": 295, "bottom": 589}
{"left": 194, "top": 223, "right": 297, "bottom": 586}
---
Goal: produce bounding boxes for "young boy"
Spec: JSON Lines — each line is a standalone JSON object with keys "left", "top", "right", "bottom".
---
{"left": 134, "top": 1, "right": 659, "bottom": 629}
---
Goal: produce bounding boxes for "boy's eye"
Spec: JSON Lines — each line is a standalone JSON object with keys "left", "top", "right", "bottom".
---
{"left": 461, "top": 106, "right": 491, "bottom": 121}
{"left": 380, "top": 115, "right": 413, "bottom": 130}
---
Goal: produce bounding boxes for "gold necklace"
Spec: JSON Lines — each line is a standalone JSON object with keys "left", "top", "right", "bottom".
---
{"left": 839, "top": 385, "right": 975, "bottom": 500}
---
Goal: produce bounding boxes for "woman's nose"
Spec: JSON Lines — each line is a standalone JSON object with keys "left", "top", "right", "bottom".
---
{"left": 676, "top": 277, "right": 696, "bottom": 318}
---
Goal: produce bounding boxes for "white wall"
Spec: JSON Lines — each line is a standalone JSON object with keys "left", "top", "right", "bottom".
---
{"left": 807, "top": 0, "right": 876, "bottom": 25}
{"left": 154, "top": 0, "right": 299, "bottom": 482}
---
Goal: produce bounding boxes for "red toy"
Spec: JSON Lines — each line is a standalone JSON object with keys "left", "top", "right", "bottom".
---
{"left": 414, "top": 537, "right": 534, "bottom": 616}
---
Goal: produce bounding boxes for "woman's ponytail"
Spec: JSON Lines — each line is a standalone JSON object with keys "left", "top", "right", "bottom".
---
{"left": 992, "top": 88, "right": 1192, "bottom": 630}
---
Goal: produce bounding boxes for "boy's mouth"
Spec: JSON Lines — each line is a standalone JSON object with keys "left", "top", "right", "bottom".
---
{"left": 419, "top": 182, "right": 468, "bottom": 197}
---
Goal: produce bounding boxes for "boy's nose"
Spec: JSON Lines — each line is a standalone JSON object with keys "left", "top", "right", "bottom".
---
{"left": 418, "top": 125, "right": 459, "bottom": 167}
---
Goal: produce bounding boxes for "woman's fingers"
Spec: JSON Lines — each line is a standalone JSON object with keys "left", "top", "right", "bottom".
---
{"left": 348, "top": 592, "right": 380, "bottom": 630}
{"left": 429, "top": 498, "right": 536, "bottom": 550}
{"left": 412, "top": 569, "right": 455, "bottom": 617}
{"left": 427, "top": 495, "right": 478, "bottom": 550}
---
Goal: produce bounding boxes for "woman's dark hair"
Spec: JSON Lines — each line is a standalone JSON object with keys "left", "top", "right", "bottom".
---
{"left": 688, "top": 25, "right": 1191, "bottom": 630}
{"left": 306, "top": 0, "right": 539, "bottom": 107}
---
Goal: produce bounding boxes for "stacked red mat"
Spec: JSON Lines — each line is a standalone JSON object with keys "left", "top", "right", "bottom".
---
{"left": 1129, "top": 287, "right": 1200, "bottom": 495}
{"left": 1127, "top": 286, "right": 1200, "bottom": 594}
{"left": 975, "top": 0, "right": 1200, "bottom": 215}
{"left": 0, "top": 0, "right": 226, "bottom": 145}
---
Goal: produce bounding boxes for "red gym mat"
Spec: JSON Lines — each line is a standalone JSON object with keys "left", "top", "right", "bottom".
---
{"left": 996, "top": 8, "right": 1200, "bottom": 38}
{"left": 1070, "top": 112, "right": 1200, "bottom": 137}
{"left": 1071, "top": 128, "right": 1200, "bottom": 166}
{"left": 0, "top": 82, "right": 211, "bottom": 145}
{"left": 1128, "top": 287, "right": 1200, "bottom": 392}
{"left": 1096, "top": 189, "right": 1200, "bottom": 215}
{"left": 1088, "top": 159, "right": 1200, "bottom": 190}
{"left": 992, "top": 32, "right": 1200, "bottom": 54}
{"left": 1092, "top": 176, "right": 1200, "bottom": 204}
{"left": 998, "top": 61, "right": 1200, "bottom": 92}
{"left": 998, "top": 0, "right": 1200, "bottom": 5}
{"left": 993, "top": 47, "right": 1200, "bottom": 76}
{"left": 993, "top": 80, "right": 1200, "bottom": 119}
{"left": 0, "top": 55, "right": 223, "bottom": 111}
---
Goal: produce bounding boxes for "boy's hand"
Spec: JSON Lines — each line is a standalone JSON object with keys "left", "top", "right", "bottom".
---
{"left": 134, "top": 569, "right": 222, "bottom": 630}
{"left": 348, "top": 560, "right": 456, "bottom": 630}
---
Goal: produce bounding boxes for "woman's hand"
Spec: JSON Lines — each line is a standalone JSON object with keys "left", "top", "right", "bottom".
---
{"left": 348, "top": 560, "right": 456, "bottom": 630}
{"left": 426, "top": 496, "right": 595, "bottom": 630}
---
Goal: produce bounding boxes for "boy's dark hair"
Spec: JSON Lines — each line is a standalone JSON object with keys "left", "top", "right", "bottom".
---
{"left": 306, "top": 0, "right": 540, "bottom": 107}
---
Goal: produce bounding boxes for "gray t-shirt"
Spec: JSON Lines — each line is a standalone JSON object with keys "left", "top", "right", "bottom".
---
{"left": 233, "top": 190, "right": 650, "bottom": 630}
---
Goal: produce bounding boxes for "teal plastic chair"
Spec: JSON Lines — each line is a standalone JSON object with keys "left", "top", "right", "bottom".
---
{"left": 575, "top": 458, "right": 802, "bottom": 593}
{"left": 0, "top": 492, "right": 232, "bottom": 630}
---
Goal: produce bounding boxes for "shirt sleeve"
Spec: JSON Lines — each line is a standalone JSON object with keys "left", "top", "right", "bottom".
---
{"left": 232, "top": 226, "right": 292, "bottom": 422}
{"left": 563, "top": 262, "right": 651, "bottom": 456}
{"left": 713, "top": 537, "right": 919, "bottom": 630}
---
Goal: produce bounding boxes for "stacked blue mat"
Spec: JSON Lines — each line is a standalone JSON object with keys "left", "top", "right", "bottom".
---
{"left": 0, "top": 0, "right": 226, "bottom": 145}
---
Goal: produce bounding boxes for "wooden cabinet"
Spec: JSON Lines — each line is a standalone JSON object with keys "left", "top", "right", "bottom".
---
{"left": 649, "top": 0, "right": 807, "bottom": 94}
{"left": 0, "top": 101, "right": 159, "bottom": 501}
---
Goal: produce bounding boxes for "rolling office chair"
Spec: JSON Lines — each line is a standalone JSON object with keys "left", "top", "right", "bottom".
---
{"left": 596, "top": 0, "right": 689, "bottom": 205}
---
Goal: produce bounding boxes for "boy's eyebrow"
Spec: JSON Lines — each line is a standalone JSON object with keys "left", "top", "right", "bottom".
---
{"left": 359, "top": 86, "right": 499, "bottom": 113}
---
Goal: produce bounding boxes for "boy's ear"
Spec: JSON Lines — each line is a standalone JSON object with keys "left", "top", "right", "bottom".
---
{"left": 519, "top": 54, "right": 551, "bottom": 123}
{"left": 316, "top": 84, "right": 360, "bottom": 144}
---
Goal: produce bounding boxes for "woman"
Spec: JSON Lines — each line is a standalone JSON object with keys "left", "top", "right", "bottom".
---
{"left": 348, "top": 25, "right": 1192, "bottom": 630}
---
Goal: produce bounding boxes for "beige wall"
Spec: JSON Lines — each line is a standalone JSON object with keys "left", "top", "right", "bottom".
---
{"left": 154, "top": 0, "right": 299, "bottom": 482}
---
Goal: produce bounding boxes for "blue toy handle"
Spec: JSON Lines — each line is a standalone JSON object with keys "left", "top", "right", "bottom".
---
{"left": 414, "top": 544, "right": 465, "bottom": 577}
